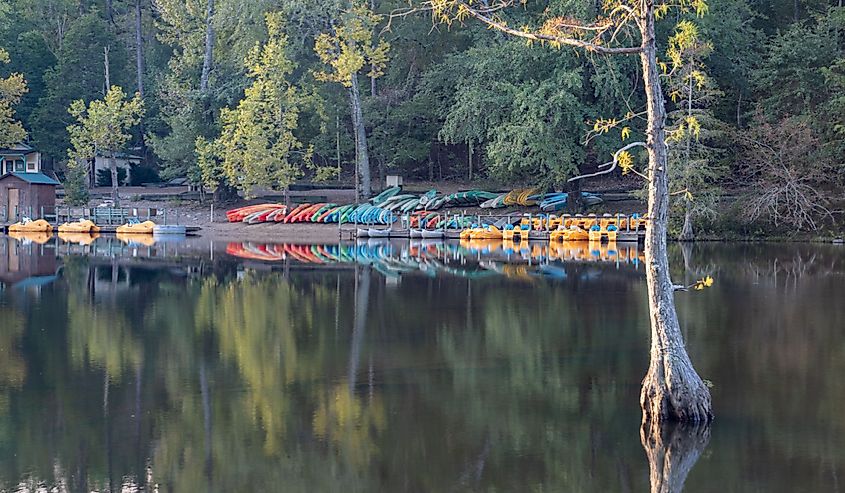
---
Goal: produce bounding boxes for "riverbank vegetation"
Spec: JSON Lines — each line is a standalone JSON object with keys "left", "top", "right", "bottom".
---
{"left": 0, "top": 0, "right": 841, "bottom": 235}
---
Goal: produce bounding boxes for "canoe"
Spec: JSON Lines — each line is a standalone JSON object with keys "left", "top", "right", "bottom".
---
{"left": 421, "top": 229, "right": 445, "bottom": 239}
{"left": 58, "top": 219, "right": 100, "bottom": 233}
{"left": 367, "top": 228, "right": 392, "bottom": 238}
{"left": 410, "top": 229, "right": 423, "bottom": 238}
{"left": 153, "top": 225, "right": 187, "bottom": 235}
{"left": 356, "top": 228, "right": 370, "bottom": 238}
{"left": 116, "top": 220, "right": 156, "bottom": 234}
{"left": 9, "top": 219, "right": 53, "bottom": 233}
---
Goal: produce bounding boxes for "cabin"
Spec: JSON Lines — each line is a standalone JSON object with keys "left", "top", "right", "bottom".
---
{"left": 0, "top": 143, "right": 43, "bottom": 174}
{"left": 0, "top": 173, "right": 60, "bottom": 221}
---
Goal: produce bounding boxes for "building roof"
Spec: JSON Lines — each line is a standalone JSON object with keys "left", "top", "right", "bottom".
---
{"left": 0, "top": 172, "right": 60, "bottom": 185}
{"left": 0, "top": 143, "right": 35, "bottom": 154}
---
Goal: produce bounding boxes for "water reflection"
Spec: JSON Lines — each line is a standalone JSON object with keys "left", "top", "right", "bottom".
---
{"left": 0, "top": 235, "right": 842, "bottom": 491}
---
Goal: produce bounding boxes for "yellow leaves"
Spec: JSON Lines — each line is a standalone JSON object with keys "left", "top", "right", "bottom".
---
{"left": 693, "top": 276, "right": 714, "bottom": 290}
{"left": 684, "top": 190, "right": 694, "bottom": 202}
{"left": 314, "top": 3, "right": 390, "bottom": 87}
{"left": 67, "top": 86, "right": 144, "bottom": 161}
{"left": 593, "top": 117, "right": 618, "bottom": 135}
{"left": 617, "top": 150, "right": 634, "bottom": 174}
{"left": 621, "top": 126, "right": 631, "bottom": 140}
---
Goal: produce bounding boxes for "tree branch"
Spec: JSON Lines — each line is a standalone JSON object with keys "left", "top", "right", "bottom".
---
{"left": 568, "top": 141, "right": 647, "bottom": 182}
{"left": 462, "top": 7, "right": 642, "bottom": 54}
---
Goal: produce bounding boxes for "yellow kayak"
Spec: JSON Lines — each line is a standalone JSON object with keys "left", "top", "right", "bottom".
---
{"left": 116, "top": 220, "right": 156, "bottom": 234}
{"left": 58, "top": 232, "right": 100, "bottom": 245}
{"left": 58, "top": 219, "right": 100, "bottom": 233}
{"left": 8, "top": 218, "right": 53, "bottom": 233}
{"left": 8, "top": 230, "right": 52, "bottom": 244}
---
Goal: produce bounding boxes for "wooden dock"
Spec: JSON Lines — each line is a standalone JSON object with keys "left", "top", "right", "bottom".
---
{"left": 354, "top": 229, "right": 644, "bottom": 242}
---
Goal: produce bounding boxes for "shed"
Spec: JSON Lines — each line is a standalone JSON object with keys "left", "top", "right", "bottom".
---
{"left": 0, "top": 172, "right": 60, "bottom": 222}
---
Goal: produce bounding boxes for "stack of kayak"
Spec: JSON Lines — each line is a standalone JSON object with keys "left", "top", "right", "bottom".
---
{"left": 281, "top": 202, "right": 395, "bottom": 225}
{"left": 539, "top": 192, "right": 603, "bottom": 212}
{"left": 371, "top": 187, "right": 500, "bottom": 212}
{"left": 226, "top": 203, "right": 287, "bottom": 223}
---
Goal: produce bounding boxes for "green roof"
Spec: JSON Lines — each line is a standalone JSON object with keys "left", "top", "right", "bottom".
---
{"left": 4, "top": 172, "right": 60, "bottom": 185}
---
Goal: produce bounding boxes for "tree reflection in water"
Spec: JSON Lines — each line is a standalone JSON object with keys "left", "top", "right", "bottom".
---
{"left": 0, "top": 237, "right": 842, "bottom": 491}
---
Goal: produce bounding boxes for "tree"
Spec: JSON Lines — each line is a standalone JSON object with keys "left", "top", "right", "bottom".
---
{"left": 0, "top": 47, "right": 27, "bottom": 148}
{"left": 315, "top": 3, "right": 390, "bottom": 199}
{"left": 664, "top": 21, "right": 726, "bottom": 241}
{"left": 67, "top": 85, "right": 144, "bottom": 206}
{"left": 197, "top": 12, "right": 321, "bottom": 197}
{"left": 424, "top": 0, "right": 713, "bottom": 424}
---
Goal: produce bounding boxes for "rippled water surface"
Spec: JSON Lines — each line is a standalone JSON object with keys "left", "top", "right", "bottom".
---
{"left": 0, "top": 235, "right": 843, "bottom": 492}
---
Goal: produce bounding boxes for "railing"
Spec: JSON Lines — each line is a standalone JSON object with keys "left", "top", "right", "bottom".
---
{"left": 2, "top": 206, "right": 177, "bottom": 225}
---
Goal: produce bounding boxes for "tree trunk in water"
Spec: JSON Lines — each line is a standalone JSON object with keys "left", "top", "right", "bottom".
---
{"left": 348, "top": 75, "right": 371, "bottom": 199}
{"left": 638, "top": 3, "right": 712, "bottom": 424}
{"left": 200, "top": 0, "right": 215, "bottom": 94}
{"left": 109, "top": 154, "right": 120, "bottom": 207}
{"left": 641, "top": 421, "right": 711, "bottom": 493}
{"left": 134, "top": 0, "right": 145, "bottom": 99}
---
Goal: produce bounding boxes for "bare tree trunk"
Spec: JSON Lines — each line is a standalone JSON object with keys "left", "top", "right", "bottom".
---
{"left": 679, "top": 208, "right": 694, "bottom": 242}
{"left": 200, "top": 0, "right": 215, "bottom": 94}
{"left": 370, "top": 0, "right": 377, "bottom": 97}
{"left": 134, "top": 0, "right": 145, "bottom": 99}
{"left": 679, "top": 76, "right": 694, "bottom": 243}
{"left": 110, "top": 154, "right": 120, "bottom": 207}
{"left": 348, "top": 74, "right": 372, "bottom": 199}
{"left": 468, "top": 141, "right": 473, "bottom": 180}
{"left": 103, "top": 45, "right": 110, "bottom": 92}
{"left": 641, "top": 421, "right": 711, "bottom": 493}
{"left": 638, "top": 2, "right": 712, "bottom": 424}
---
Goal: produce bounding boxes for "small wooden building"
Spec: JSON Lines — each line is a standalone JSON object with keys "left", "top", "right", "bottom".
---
{"left": 0, "top": 171, "right": 60, "bottom": 222}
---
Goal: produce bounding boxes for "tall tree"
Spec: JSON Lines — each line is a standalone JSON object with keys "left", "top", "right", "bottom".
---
{"left": 67, "top": 85, "right": 144, "bottom": 206}
{"left": 315, "top": 3, "right": 389, "bottom": 199}
{"left": 197, "top": 12, "right": 322, "bottom": 197}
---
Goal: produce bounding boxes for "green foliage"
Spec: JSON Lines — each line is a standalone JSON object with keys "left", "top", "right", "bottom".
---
{"left": 199, "top": 12, "right": 321, "bottom": 196}
{"left": 67, "top": 86, "right": 144, "bottom": 161}
{"left": 63, "top": 159, "right": 90, "bottom": 206}
{"left": 96, "top": 167, "right": 128, "bottom": 187}
{"left": 0, "top": 47, "right": 27, "bottom": 148}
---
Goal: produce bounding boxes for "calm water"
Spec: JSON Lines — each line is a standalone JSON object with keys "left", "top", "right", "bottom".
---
{"left": 0, "top": 235, "right": 843, "bottom": 492}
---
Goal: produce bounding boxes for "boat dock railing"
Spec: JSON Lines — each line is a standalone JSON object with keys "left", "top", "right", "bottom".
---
{"left": 1, "top": 205, "right": 179, "bottom": 226}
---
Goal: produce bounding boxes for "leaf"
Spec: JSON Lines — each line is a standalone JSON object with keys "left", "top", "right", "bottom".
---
{"left": 621, "top": 127, "right": 631, "bottom": 140}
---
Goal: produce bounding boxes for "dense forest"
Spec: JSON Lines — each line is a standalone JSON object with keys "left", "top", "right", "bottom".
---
{"left": 0, "top": 0, "right": 842, "bottom": 230}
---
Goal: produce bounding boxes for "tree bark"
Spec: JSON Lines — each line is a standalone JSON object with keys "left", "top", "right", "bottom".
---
{"left": 641, "top": 421, "right": 711, "bottom": 493}
{"left": 200, "top": 0, "right": 215, "bottom": 94}
{"left": 638, "top": 2, "right": 712, "bottom": 424}
{"left": 348, "top": 74, "right": 372, "bottom": 199}
{"left": 110, "top": 154, "right": 120, "bottom": 207}
{"left": 135, "top": 0, "right": 145, "bottom": 99}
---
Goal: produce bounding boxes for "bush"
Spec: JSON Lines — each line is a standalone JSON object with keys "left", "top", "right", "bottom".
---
{"left": 130, "top": 164, "right": 160, "bottom": 186}
{"left": 96, "top": 167, "right": 127, "bottom": 187}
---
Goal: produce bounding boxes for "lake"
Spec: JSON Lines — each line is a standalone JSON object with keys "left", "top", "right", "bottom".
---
{"left": 0, "top": 235, "right": 843, "bottom": 492}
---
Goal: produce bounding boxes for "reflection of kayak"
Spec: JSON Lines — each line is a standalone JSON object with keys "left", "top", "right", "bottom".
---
{"left": 116, "top": 232, "right": 156, "bottom": 246}
{"left": 58, "top": 219, "right": 100, "bottom": 233}
{"left": 58, "top": 232, "right": 100, "bottom": 245}
{"left": 9, "top": 219, "right": 52, "bottom": 233}
{"left": 8, "top": 230, "right": 52, "bottom": 244}
{"left": 116, "top": 220, "right": 156, "bottom": 234}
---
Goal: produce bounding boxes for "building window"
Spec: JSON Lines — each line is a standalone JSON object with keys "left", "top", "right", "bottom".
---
{"left": 14, "top": 159, "right": 24, "bottom": 172}
{"left": 26, "top": 160, "right": 36, "bottom": 172}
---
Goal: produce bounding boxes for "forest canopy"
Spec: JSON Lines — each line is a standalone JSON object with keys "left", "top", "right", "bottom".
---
{"left": 0, "top": 0, "right": 842, "bottom": 230}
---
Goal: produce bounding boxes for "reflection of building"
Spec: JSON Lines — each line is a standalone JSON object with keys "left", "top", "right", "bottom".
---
{"left": 0, "top": 237, "right": 58, "bottom": 289}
